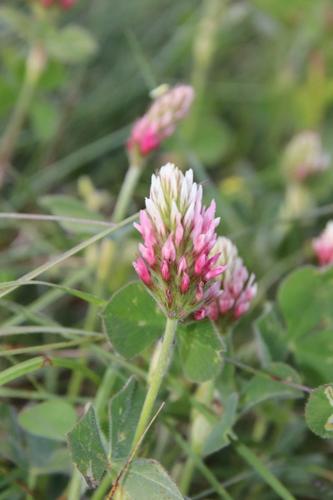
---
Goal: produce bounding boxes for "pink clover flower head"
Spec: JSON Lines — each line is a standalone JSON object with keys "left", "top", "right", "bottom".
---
{"left": 283, "top": 130, "right": 329, "bottom": 182}
{"left": 133, "top": 163, "right": 224, "bottom": 319}
{"left": 60, "top": 0, "right": 76, "bottom": 8}
{"left": 203, "top": 237, "right": 257, "bottom": 321}
{"left": 40, "top": 0, "right": 76, "bottom": 9}
{"left": 313, "top": 221, "right": 333, "bottom": 267}
{"left": 127, "top": 85, "right": 194, "bottom": 158}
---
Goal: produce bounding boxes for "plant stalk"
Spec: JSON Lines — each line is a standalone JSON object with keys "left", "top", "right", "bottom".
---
{"left": 112, "top": 163, "right": 142, "bottom": 223}
{"left": 67, "top": 164, "right": 143, "bottom": 496}
{"left": 67, "top": 471, "right": 82, "bottom": 500}
{"left": 92, "top": 318, "right": 178, "bottom": 500}
{"left": 0, "top": 43, "right": 46, "bottom": 186}
{"left": 179, "top": 379, "right": 215, "bottom": 495}
{"left": 131, "top": 317, "right": 178, "bottom": 450}
{"left": 180, "top": 325, "right": 232, "bottom": 495}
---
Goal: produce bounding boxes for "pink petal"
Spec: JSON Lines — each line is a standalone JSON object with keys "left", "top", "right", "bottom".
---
{"left": 133, "top": 258, "right": 152, "bottom": 286}
{"left": 180, "top": 272, "right": 190, "bottom": 293}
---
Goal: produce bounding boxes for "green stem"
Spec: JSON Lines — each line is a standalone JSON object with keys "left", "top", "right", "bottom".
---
{"left": 180, "top": 457, "right": 196, "bottom": 496}
{"left": 95, "top": 366, "right": 117, "bottom": 418}
{"left": 3, "top": 267, "right": 89, "bottom": 327}
{"left": 83, "top": 275, "right": 104, "bottom": 332}
{"left": 131, "top": 317, "right": 178, "bottom": 450}
{"left": 67, "top": 471, "right": 82, "bottom": 500}
{"left": 223, "top": 356, "right": 311, "bottom": 394}
{"left": 179, "top": 326, "right": 232, "bottom": 496}
{"left": 91, "top": 474, "right": 113, "bottom": 500}
{"left": 0, "top": 356, "right": 100, "bottom": 388}
{"left": 0, "top": 43, "right": 46, "bottom": 185}
{"left": 233, "top": 441, "right": 295, "bottom": 500}
{"left": 64, "top": 253, "right": 112, "bottom": 498}
{"left": 78, "top": 161, "right": 138, "bottom": 394}
{"left": 26, "top": 468, "right": 37, "bottom": 500}
{"left": 190, "top": 0, "right": 225, "bottom": 135}
{"left": 112, "top": 163, "right": 142, "bottom": 223}
{"left": 69, "top": 243, "right": 113, "bottom": 402}
{"left": 173, "top": 430, "right": 233, "bottom": 500}
{"left": 1, "top": 336, "right": 101, "bottom": 357}
{"left": 180, "top": 379, "right": 215, "bottom": 495}
{"left": 92, "top": 320, "right": 177, "bottom": 500}
{"left": 0, "top": 387, "right": 89, "bottom": 403}
{"left": 0, "top": 213, "right": 138, "bottom": 301}
{"left": 72, "top": 161, "right": 141, "bottom": 400}
{"left": 67, "top": 277, "right": 105, "bottom": 397}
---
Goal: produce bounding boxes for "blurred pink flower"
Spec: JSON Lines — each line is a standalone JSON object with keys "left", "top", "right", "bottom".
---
{"left": 283, "top": 131, "right": 329, "bottom": 182}
{"left": 133, "top": 163, "right": 224, "bottom": 319}
{"left": 203, "top": 237, "right": 257, "bottom": 321}
{"left": 40, "top": 0, "right": 76, "bottom": 9}
{"left": 60, "top": 0, "right": 76, "bottom": 8}
{"left": 313, "top": 221, "right": 333, "bottom": 266}
{"left": 127, "top": 85, "right": 194, "bottom": 158}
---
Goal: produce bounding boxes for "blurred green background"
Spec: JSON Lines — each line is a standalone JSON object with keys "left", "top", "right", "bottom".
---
{"left": 1, "top": 0, "right": 333, "bottom": 284}
{"left": 1, "top": 1, "right": 333, "bottom": 498}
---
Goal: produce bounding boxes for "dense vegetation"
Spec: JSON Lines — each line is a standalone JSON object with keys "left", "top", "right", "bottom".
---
{"left": 1, "top": 1, "right": 333, "bottom": 499}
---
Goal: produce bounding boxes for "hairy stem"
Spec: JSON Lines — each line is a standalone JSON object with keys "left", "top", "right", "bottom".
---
{"left": 132, "top": 317, "right": 178, "bottom": 450}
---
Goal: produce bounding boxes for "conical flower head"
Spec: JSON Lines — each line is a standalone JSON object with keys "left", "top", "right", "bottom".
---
{"left": 202, "top": 237, "right": 257, "bottom": 321}
{"left": 313, "top": 221, "right": 333, "bottom": 267}
{"left": 133, "top": 163, "right": 225, "bottom": 319}
{"left": 127, "top": 85, "right": 194, "bottom": 159}
{"left": 282, "top": 131, "right": 329, "bottom": 182}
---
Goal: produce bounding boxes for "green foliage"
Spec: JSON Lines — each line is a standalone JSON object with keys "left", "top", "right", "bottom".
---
{"left": 66, "top": 379, "right": 182, "bottom": 497}
{"left": 294, "top": 329, "right": 333, "bottom": 383}
{"left": 113, "top": 459, "right": 183, "bottom": 500}
{"left": 305, "top": 385, "right": 333, "bottom": 439}
{"left": 104, "top": 282, "right": 164, "bottom": 358}
{"left": 67, "top": 405, "right": 109, "bottom": 488}
{"left": 177, "top": 320, "right": 224, "bottom": 382}
{"left": 0, "top": 403, "right": 71, "bottom": 475}
{"left": 2, "top": 0, "right": 333, "bottom": 497}
{"left": 40, "top": 194, "right": 105, "bottom": 234}
{"left": 202, "top": 393, "right": 238, "bottom": 456}
{"left": 31, "top": 99, "right": 59, "bottom": 142}
{"left": 189, "top": 113, "right": 232, "bottom": 165}
{"left": 278, "top": 266, "right": 333, "bottom": 340}
{"left": 0, "top": 7, "right": 35, "bottom": 40}
{"left": 109, "top": 377, "right": 145, "bottom": 460}
{"left": 44, "top": 25, "right": 97, "bottom": 64}
{"left": 277, "top": 266, "right": 333, "bottom": 385}
{"left": 18, "top": 399, "right": 77, "bottom": 441}
{"left": 243, "top": 363, "right": 303, "bottom": 411}
{"left": 0, "top": 404, "right": 26, "bottom": 468}
{"left": 255, "top": 305, "right": 288, "bottom": 364}
{"left": 234, "top": 441, "right": 296, "bottom": 500}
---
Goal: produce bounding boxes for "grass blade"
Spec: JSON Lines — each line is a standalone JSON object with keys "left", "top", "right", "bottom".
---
{"left": 233, "top": 441, "right": 295, "bottom": 500}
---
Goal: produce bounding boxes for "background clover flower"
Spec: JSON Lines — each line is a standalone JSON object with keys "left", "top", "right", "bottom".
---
{"left": 133, "top": 163, "right": 225, "bottom": 319}
{"left": 282, "top": 130, "right": 329, "bottom": 182}
{"left": 127, "top": 85, "right": 194, "bottom": 159}
{"left": 203, "top": 236, "right": 257, "bottom": 321}
{"left": 313, "top": 221, "right": 333, "bottom": 266}
{"left": 41, "top": 0, "right": 76, "bottom": 9}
